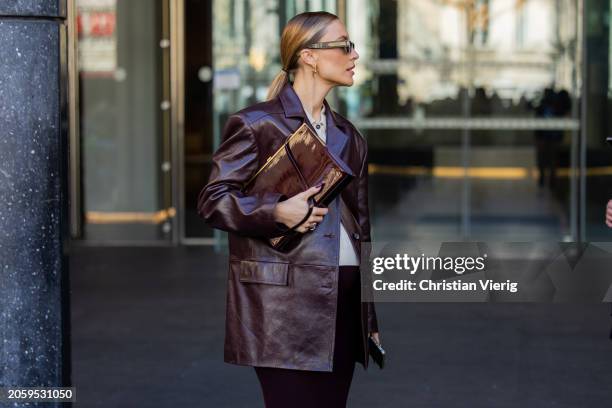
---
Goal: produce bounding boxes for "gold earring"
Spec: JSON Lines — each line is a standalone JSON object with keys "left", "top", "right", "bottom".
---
{"left": 313, "top": 64, "right": 317, "bottom": 75}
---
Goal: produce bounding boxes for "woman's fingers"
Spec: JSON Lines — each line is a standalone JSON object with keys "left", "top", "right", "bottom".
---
{"left": 297, "top": 219, "right": 322, "bottom": 233}
{"left": 287, "top": 201, "right": 329, "bottom": 234}
{"left": 298, "top": 224, "right": 315, "bottom": 233}
{"left": 311, "top": 206, "right": 328, "bottom": 216}
{"left": 295, "top": 184, "right": 323, "bottom": 200}
{"left": 305, "top": 208, "right": 328, "bottom": 230}
{"left": 309, "top": 215, "right": 324, "bottom": 223}
{"left": 294, "top": 206, "right": 328, "bottom": 233}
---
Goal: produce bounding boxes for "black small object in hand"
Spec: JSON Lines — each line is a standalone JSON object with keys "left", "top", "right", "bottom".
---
{"left": 368, "top": 335, "right": 385, "bottom": 369}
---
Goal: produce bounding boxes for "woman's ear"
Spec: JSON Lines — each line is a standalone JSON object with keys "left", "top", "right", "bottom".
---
{"left": 299, "top": 49, "right": 317, "bottom": 71}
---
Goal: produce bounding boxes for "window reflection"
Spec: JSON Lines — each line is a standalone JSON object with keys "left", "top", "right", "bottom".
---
{"left": 78, "top": 0, "right": 169, "bottom": 241}
{"left": 345, "top": 0, "right": 580, "bottom": 241}
{"left": 207, "top": 1, "right": 612, "bottom": 243}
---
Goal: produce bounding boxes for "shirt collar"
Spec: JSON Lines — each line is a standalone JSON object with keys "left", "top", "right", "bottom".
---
{"left": 277, "top": 82, "right": 350, "bottom": 159}
{"left": 301, "top": 101, "right": 326, "bottom": 126}
{"left": 277, "top": 81, "right": 342, "bottom": 130}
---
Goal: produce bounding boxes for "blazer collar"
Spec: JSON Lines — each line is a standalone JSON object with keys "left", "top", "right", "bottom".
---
{"left": 278, "top": 81, "right": 349, "bottom": 158}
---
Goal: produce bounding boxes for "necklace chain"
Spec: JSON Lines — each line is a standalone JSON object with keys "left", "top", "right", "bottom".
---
{"left": 303, "top": 103, "right": 325, "bottom": 127}
{"left": 311, "top": 110, "right": 324, "bottom": 126}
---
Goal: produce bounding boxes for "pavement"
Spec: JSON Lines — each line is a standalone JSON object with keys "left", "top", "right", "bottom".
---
{"left": 70, "top": 245, "right": 612, "bottom": 407}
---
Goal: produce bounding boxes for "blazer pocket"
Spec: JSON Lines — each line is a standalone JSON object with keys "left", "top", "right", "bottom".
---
{"left": 235, "top": 260, "right": 289, "bottom": 286}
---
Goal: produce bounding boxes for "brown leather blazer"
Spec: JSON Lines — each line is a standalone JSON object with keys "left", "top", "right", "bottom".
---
{"left": 197, "top": 81, "right": 379, "bottom": 371}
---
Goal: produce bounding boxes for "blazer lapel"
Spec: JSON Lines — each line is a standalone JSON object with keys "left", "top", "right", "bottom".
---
{"left": 278, "top": 82, "right": 350, "bottom": 159}
{"left": 322, "top": 99, "right": 349, "bottom": 159}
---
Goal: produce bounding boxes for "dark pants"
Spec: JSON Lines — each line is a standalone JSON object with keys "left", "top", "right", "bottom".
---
{"left": 254, "top": 265, "right": 362, "bottom": 408}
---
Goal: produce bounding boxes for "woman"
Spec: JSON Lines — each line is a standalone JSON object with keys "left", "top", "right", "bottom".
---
{"left": 198, "top": 11, "right": 381, "bottom": 407}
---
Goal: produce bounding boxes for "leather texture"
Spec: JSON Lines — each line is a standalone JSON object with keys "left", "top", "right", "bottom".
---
{"left": 197, "top": 81, "right": 379, "bottom": 372}
{"left": 242, "top": 121, "right": 356, "bottom": 250}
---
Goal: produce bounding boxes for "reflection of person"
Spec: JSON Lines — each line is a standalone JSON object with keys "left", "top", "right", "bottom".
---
{"left": 533, "top": 88, "right": 571, "bottom": 188}
{"left": 197, "top": 11, "right": 380, "bottom": 407}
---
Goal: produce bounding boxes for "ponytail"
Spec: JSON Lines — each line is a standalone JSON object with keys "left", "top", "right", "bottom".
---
{"left": 266, "top": 69, "right": 291, "bottom": 101}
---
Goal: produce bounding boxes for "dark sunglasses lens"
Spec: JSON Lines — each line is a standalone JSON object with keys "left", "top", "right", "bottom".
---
{"left": 346, "top": 41, "right": 354, "bottom": 54}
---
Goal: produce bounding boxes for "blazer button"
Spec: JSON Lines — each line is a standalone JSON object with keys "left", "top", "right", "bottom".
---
{"left": 352, "top": 232, "right": 360, "bottom": 240}
{"left": 323, "top": 233, "right": 335, "bottom": 238}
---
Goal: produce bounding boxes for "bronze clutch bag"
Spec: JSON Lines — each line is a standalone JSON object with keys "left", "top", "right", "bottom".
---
{"left": 242, "top": 122, "right": 355, "bottom": 250}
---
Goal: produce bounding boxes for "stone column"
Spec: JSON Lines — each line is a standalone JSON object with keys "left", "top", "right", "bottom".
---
{"left": 0, "top": 0, "right": 71, "bottom": 405}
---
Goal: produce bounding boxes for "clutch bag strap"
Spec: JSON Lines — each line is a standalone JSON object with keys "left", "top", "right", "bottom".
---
{"left": 285, "top": 197, "right": 314, "bottom": 232}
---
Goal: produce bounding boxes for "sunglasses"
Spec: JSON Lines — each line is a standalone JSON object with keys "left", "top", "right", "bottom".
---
{"left": 304, "top": 39, "right": 355, "bottom": 54}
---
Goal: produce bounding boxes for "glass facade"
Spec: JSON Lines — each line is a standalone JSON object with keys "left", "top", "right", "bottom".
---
{"left": 75, "top": 0, "right": 612, "bottom": 244}
{"left": 351, "top": 0, "right": 581, "bottom": 241}
{"left": 77, "top": 0, "right": 173, "bottom": 242}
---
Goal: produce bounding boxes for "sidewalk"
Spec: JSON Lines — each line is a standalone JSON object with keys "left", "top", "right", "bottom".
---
{"left": 71, "top": 246, "right": 612, "bottom": 407}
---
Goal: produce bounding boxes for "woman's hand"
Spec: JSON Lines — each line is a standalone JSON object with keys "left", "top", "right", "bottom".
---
{"left": 273, "top": 184, "right": 328, "bottom": 233}
{"left": 370, "top": 331, "right": 381, "bottom": 345}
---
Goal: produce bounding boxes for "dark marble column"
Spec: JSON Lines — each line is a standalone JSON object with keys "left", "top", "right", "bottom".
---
{"left": 0, "top": 0, "right": 71, "bottom": 405}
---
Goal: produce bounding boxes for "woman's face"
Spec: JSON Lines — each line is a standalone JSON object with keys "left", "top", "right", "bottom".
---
{"left": 301, "top": 19, "right": 359, "bottom": 87}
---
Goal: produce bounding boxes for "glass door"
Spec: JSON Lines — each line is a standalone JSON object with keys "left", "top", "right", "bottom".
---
{"left": 344, "top": 0, "right": 580, "bottom": 242}
{"left": 182, "top": 0, "right": 214, "bottom": 243}
{"left": 76, "top": 0, "right": 174, "bottom": 243}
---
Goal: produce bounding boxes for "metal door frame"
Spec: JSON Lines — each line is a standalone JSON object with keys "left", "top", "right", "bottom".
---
{"left": 69, "top": 0, "right": 180, "bottom": 246}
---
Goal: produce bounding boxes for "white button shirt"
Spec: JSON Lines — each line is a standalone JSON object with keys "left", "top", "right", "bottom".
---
{"left": 301, "top": 102, "right": 360, "bottom": 266}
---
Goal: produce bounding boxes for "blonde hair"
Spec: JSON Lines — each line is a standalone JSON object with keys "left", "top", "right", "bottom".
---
{"left": 266, "top": 11, "right": 339, "bottom": 101}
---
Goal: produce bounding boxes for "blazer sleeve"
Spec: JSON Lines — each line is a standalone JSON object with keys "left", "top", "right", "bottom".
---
{"left": 197, "top": 113, "right": 292, "bottom": 239}
{"left": 357, "top": 138, "right": 379, "bottom": 333}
